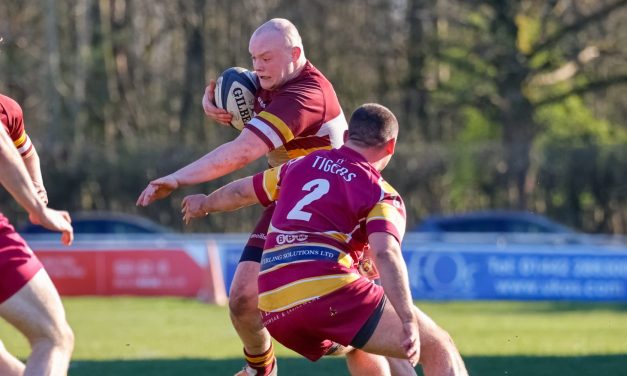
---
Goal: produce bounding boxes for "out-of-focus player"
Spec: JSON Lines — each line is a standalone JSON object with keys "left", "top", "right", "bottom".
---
{"left": 182, "top": 103, "right": 468, "bottom": 375}
{"left": 0, "top": 94, "right": 74, "bottom": 375}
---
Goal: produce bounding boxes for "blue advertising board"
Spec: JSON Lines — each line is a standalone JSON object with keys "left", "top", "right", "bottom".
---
{"left": 211, "top": 233, "right": 627, "bottom": 301}
{"left": 403, "top": 240, "right": 627, "bottom": 301}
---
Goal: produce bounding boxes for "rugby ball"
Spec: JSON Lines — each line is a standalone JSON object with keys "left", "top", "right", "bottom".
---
{"left": 214, "top": 67, "right": 259, "bottom": 131}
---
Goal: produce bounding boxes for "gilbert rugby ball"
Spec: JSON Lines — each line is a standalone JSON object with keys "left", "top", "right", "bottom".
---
{"left": 214, "top": 67, "right": 258, "bottom": 131}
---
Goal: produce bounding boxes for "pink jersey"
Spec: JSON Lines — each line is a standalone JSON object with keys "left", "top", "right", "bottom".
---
{"left": 246, "top": 61, "right": 347, "bottom": 167}
{"left": 0, "top": 94, "right": 34, "bottom": 158}
{"left": 252, "top": 146, "right": 406, "bottom": 312}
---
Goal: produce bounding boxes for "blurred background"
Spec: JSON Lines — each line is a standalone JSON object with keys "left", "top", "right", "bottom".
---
{"left": 0, "top": 0, "right": 626, "bottom": 235}
{"left": 2, "top": 2, "right": 627, "bottom": 375}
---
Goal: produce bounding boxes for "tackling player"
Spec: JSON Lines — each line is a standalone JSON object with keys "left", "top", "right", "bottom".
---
{"left": 0, "top": 94, "right": 74, "bottom": 375}
{"left": 181, "top": 104, "right": 468, "bottom": 375}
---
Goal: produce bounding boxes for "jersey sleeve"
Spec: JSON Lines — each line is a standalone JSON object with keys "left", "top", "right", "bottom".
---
{"left": 0, "top": 96, "right": 34, "bottom": 158}
{"left": 365, "top": 179, "right": 407, "bottom": 243}
{"left": 245, "top": 83, "right": 323, "bottom": 151}
{"left": 252, "top": 162, "right": 289, "bottom": 207}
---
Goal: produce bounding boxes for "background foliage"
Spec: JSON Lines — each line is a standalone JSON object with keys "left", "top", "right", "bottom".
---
{"left": 1, "top": 0, "right": 626, "bottom": 233}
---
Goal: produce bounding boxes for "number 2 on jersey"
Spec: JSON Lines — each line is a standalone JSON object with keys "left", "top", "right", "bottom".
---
{"left": 286, "top": 179, "right": 330, "bottom": 221}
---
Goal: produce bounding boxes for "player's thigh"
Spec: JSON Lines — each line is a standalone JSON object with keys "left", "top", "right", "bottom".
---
{"left": 0, "top": 268, "right": 67, "bottom": 340}
{"left": 229, "top": 261, "right": 261, "bottom": 299}
{"left": 360, "top": 299, "right": 407, "bottom": 359}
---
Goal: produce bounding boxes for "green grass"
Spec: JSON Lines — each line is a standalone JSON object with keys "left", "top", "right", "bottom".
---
{"left": 1, "top": 298, "right": 627, "bottom": 375}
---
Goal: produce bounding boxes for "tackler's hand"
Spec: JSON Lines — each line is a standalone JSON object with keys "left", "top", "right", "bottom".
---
{"left": 181, "top": 194, "right": 210, "bottom": 224}
{"left": 402, "top": 320, "right": 420, "bottom": 367}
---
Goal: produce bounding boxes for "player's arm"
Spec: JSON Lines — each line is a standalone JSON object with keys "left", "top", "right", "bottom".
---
{"left": 22, "top": 148, "right": 47, "bottom": 204}
{"left": 181, "top": 176, "right": 258, "bottom": 224}
{"left": 0, "top": 127, "right": 45, "bottom": 215}
{"left": 172, "top": 129, "right": 269, "bottom": 186}
{"left": 0, "top": 127, "right": 73, "bottom": 245}
{"left": 136, "top": 129, "right": 269, "bottom": 207}
{"left": 181, "top": 163, "right": 284, "bottom": 224}
{"left": 368, "top": 232, "right": 419, "bottom": 361}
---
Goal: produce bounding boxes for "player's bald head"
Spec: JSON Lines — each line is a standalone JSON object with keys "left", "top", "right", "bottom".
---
{"left": 348, "top": 103, "right": 398, "bottom": 148}
{"left": 251, "top": 18, "right": 304, "bottom": 52}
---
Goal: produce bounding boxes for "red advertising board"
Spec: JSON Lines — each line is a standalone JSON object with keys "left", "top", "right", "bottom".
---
{"left": 35, "top": 249, "right": 205, "bottom": 297}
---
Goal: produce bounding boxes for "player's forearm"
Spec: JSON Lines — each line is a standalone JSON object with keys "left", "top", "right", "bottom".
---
{"left": 371, "top": 237, "right": 415, "bottom": 323}
{"left": 171, "top": 130, "right": 268, "bottom": 186}
{"left": 0, "top": 130, "right": 46, "bottom": 217}
{"left": 204, "top": 177, "right": 259, "bottom": 212}
{"left": 377, "top": 256, "right": 415, "bottom": 323}
{"left": 171, "top": 143, "right": 250, "bottom": 186}
{"left": 22, "top": 150, "right": 47, "bottom": 198}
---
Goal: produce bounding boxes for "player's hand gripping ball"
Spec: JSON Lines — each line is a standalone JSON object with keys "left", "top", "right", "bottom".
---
{"left": 214, "top": 67, "right": 259, "bottom": 131}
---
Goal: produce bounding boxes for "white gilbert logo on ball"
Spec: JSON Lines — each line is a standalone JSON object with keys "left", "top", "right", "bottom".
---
{"left": 214, "top": 67, "right": 259, "bottom": 131}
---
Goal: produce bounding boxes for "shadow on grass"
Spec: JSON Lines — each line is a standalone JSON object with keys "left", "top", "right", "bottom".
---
{"left": 69, "top": 354, "right": 627, "bottom": 376}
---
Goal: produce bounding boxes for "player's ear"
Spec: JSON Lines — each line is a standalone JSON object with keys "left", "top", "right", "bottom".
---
{"left": 385, "top": 138, "right": 396, "bottom": 155}
{"left": 291, "top": 46, "right": 301, "bottom": 61}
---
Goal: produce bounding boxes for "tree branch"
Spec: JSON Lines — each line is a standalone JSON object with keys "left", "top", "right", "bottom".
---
{"left": 437, "top": 51, "right": 495, "bottom": 80}
{"left": 529, "top": 45, "right": 600, "bottom": 86}
{"left": 528, "top": 0, "right": 627, "bottom": 58}
{"left": 534, "top": 74, "right": 627, "bottom": 108}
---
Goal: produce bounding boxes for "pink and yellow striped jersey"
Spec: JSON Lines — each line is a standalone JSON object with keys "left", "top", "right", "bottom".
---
{"left": 252, "top": 146, "right": 406, "bottom": 312}
{"left": 246, "top": 61, "right": 347, "bottom": 167}
{"left": 0, "top": 94, "right": 34, "bottom": 158}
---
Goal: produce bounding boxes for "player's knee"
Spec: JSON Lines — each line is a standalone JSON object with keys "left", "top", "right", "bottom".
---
{"left": 228, "top": 288, "right": 258, "bottom": 318}
{"left": 51, "top": 321, "right": 74, "bottom": 352}
{"left": 29, "top": 322, "right": 73, "bottom": 355}
{"left": 36, "top": 319, "right": 74, "bottom": 351}
{"left": 58, "top": 321, "right": 74, "bottom": 352}
{"left": 437, "top": 327, "right": 455, "bottom": 347}
{"left": 423, "top": 326, "right": 456, "bottom": 355}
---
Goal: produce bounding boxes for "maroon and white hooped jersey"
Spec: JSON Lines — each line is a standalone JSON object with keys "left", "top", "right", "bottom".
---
{"left": 246, "top": 61, "right": 347, "bottom": 168}
{"left": 252, "top": 146, "right": 406, "bottom": 312}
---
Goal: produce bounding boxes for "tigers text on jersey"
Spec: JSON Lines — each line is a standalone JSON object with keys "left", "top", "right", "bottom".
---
{"left": 246, "top": 61, "right": 347, "bottom": 167}
{"left": 252, "top": 146, "right": 406, "bottom": 312}
{"left": 0, "top": 94, "right": 34, "bottom": 158}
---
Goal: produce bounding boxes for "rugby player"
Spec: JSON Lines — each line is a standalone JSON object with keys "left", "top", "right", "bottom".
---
{"left": 138, "top": 18, "right": 355, "bottom": 375}
{"left": 0, "top": 94, "right": 74, "bottom": 375}
{"left": 182, "top": 103, "right": 468, "bottom": 375}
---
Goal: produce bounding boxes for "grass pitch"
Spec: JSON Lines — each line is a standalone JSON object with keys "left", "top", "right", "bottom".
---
{"left": 1, "top": 298, "right": 626, "bottom": 375}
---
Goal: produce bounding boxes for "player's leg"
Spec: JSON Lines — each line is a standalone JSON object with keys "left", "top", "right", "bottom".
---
{"left": 231, "top": 205, "right": 276, "bottom": 376}
{"left": 0, "top": 268, "right": 74, "bottom": 376}
{"left": 229, "top": 260, "right": 268, "bottom": 353}
{"left": 0, "top": 339, "right": 25, "bottom": 376}
{"left": 387, "top": 356, "right": 418, "bottom": 376}
{"left": 327, "top": 343, "right": 413, "bottom": 376}
{"left": 358, "top": 275, "right": 417, "bottom": 376}
{"left": 359, "top": 299, "right": 467, "bottom": 376}
{"left": 411, "top": 305, "right": 467, "bottom": 376}
{"left": 328, "top": 343, "right": 417, "bottom": 376}
{"left": 230, "top": 260, "right": 276, "bottom": 376}
{"left": 345, "top": 348, "right": 392, "bottom": 376}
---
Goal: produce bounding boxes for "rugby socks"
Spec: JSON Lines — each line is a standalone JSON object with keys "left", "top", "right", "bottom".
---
{"left": 244, "top": 343, "right": 276, "bottom": 376}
